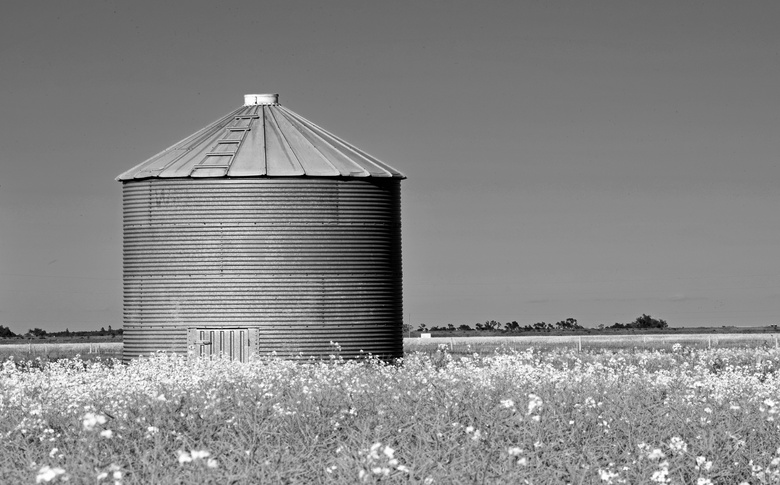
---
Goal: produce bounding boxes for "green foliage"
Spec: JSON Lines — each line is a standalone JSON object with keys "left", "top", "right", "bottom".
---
{"left": 0, "top": 325, "right": 15, "bottom": 338}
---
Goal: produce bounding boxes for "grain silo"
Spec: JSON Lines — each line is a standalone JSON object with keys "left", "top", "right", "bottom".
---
{"left": 117, "top": 94, "right": 404, "bottom": 362}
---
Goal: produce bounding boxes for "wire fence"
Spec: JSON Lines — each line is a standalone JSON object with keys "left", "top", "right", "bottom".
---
{"left": 2, "top": 334, "right": 778, "bottom": 362}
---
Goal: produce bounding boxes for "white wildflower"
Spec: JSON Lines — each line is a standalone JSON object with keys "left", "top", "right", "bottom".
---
{"left": 648, "top": 448, "right": 666, "bottom": 460}
{"left": 695, "top": 456, "right": 712, "bottom": 471}
{"left": 650, "top": 468, "right": 669, "bottom": 484}
{"left": 82, "top": 412, "right": 107, "bottom": 431}
{"left": 177, "top": 450, "right": 192, "bottom": 464}
{"left": 599, "top": 469, "right": 620, "bottom": 482}
{"left": 669, "top": 436, "right": 687, "bottom": 454}
{"left": 527, "top": 394, "right": 543, "bottom": 414}
{"left": 36, "top": 465, "right": 66, "bottom": 483}
{"left": 190, "top": 450, "right": 210, "bottom": 460}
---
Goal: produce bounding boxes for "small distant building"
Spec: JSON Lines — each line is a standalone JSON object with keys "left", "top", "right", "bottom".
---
{"left": 117, "top": 94, "right": 405, "bottom": 362}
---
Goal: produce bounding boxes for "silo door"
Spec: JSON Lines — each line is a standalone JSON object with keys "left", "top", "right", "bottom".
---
{"left": 187, "top": 328, "right": 256, "bottom": 362}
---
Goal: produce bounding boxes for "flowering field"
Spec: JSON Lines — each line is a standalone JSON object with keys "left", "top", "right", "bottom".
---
{"left": 3, "top": 346, "right": 780, "bottom": 484}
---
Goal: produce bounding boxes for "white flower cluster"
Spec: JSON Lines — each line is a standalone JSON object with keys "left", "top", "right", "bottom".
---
{"left": 358, "top": 442, "right": 409, "bottom": 482}
{"left": 177, "top": 449, "right": 218, "bottom": 469}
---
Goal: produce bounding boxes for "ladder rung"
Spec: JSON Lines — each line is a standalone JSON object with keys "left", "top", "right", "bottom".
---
{"left": 193, "top": 164, "right": 230, "bottom": 169}
{"left": 228, "top": 127, "right": 251, "bottom": 132}
{"left": 205, "top": 152, "right": 235, "bottom": 157}
{"left": 235, "top": 115, "right": 260, "bottom": 119}
{"left": 216, "top": 140, "right": 240, "bottom": 144}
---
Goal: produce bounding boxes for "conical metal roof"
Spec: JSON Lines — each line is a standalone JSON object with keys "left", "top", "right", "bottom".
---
{"left": 116, "top": 94, "right": 405, "bottom": 181}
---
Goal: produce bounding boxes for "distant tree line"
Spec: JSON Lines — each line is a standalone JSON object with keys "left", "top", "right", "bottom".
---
{"left": 411, "top": 314, "right": 669, "bottom": 334}
{"left": 415, "top": 317, "right": 584, "bottom": 333}
{"left": 0, "top": 325, "right": 123, "bottom": 339}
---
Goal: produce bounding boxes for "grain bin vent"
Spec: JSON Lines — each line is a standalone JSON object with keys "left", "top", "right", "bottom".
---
{"left": 118, "top": 94, "right": 405, "bottom": 362}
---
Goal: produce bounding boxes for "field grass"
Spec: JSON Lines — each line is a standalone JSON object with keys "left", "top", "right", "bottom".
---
{"left": 0, "top": 342, "right": 122, "bottom": 362}
{"left": 407, "top": 333, "right": 780, "bottom": 356}
{"left": 3, "top": 344, "right": 780, "bottom": 484}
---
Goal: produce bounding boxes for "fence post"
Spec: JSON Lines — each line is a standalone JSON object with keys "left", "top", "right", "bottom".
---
{"left": 708, "top": 336, "right": 711, "bottom": 349}
{"left": 578, "top": 336, "right": 582, "bottom": 353}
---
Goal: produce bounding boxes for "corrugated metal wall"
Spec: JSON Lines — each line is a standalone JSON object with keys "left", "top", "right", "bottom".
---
{"left": 121, "top": 177, "right": 402, "bottom": 361}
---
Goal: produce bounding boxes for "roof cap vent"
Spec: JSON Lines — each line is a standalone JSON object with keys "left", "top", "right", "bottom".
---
{"left": 244, "top": 94, "right": 279, "bottom": 106}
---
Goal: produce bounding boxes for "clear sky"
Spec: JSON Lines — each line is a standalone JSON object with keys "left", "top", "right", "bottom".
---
{"left": 1, "top": 0, "right": 779, "bottom": 334}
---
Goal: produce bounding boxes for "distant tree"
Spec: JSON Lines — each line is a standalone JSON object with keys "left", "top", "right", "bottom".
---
{"left": 609, "top": 315, "right": 668, "bottom": 330}
{"left": 457, "top": 324, "right": 473, "bottom": 331}
{"left": 0, "top": 325, "right": 15, "bottom": 338}
{"left": 481, "top": 320, "right": 501, "bottom": 331}
{"left": 505, "top": 321, "right": 521, "bottom": 332}
{"left": 447, "top": 324, "right": 455, "bottom": 332}
{"left": 417, "top": 324, "right": 428, "bottom": 332}
{"left": 27, "top": 328, "right": 47, "bottom": 338}
{"left": 532, "top": 322, "right": 548, "bottom": 332}
{"left": 597, "top": 324, "right": 605, "bottom": 331}
{"left": 555, "top": 318, "right": 583, "bottom": 331}
{"left": 64, "top": 328, "right": 71, "bottom": 336}
{"left": 632, "top": 314, "right": 668, "bottom": 329}
{"left": 402, "top": 323, "right": 413, "bottom": 336}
